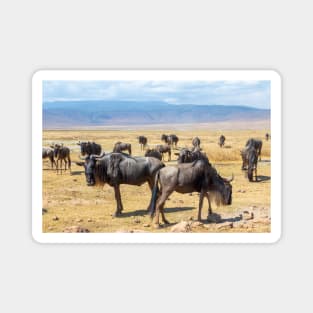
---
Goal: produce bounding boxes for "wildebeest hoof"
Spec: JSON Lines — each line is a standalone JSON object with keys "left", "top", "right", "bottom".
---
{"left": 163, "top": 220, "right": 170, "bottom": 225}
{"left": 112, "top": 211, "right": 122, "bottom": 217}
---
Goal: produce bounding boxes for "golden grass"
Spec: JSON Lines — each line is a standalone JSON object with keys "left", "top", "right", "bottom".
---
{"left": 42, "top": 127, "right": 271, "bottom": 233}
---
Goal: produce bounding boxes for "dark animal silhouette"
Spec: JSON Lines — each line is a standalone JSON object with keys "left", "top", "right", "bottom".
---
{"left": 161, "top": 134, "right": 179, "bottom": 147}
{"left": 174, "top": 147, "right": 206, "bottom": 164}
{"left": 241, "top": 146, "right": 259, "bottom": 181}
{"left": 265, "top": 133, "right": 271, "bottom": 141}
{"left": 245, "top": 138, "right": 262, "bottom": 160}
{"left": 76, "top": 153, "right": 165, "bottom": 217}
{"left": 144, "top": 148, "right": 162, "bottom": 161}
{"left": 42, "top": 147, "right": 56, "bottom": 169}
{"left": 219, "top": 135, "right": 226, "bottom": 147}
{"left": 77, "top": 141, "right": 101, "bottom": 156}
{"left": 155, "top": 144, "right": 171, "bottom": 161}
{"left": 149, "top": 159, "right": 233, "bottom": 227}
{"left": 192, "top": 137, "right": 201, "bottom": 149}
{"left": 50, "top": 144, "right": 71, "bottom": 174}
{"left": 113, "top": 142, "right": 132, "bottom": 155}
{"left": 138, "top": 136, "right": 148, "bottom": 150}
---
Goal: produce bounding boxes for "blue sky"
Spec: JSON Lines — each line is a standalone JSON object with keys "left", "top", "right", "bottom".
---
{"left": 43, "top": 80, "right": 270, "bottom": 109}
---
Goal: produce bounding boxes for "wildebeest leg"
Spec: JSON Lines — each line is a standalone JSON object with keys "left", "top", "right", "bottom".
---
{"left": 146, "top": 179, "right": 155, "bottom": 212}
{"left": 255, "top": 166, "right": 258, "bottom": 181}
{"left": 205, "top": 193, "right": 213, "bottom": 217}
{"left": 160, "top": 203, "right": 170, "bottom": 225}
{"left": 113, "top": 185, "right": 124, "bottom": 217}
{"left": 68, "top": 156, "right": 71, "bottom": 172}
{"left": 198, "top": 189, "right": 205, "bottom": 221}
{"left": 64, "top": 159, "right": 67, "bottom": 171}
{"left": 168, "top": 151, "right": 171, "bottom": 161}
{"left": 154, "top": 189, "right": 172, "bottom": 228}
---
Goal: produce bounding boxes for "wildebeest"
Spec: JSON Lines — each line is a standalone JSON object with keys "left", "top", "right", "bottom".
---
{"left": 265, "top": 133, "right": 271, "bottom": 141}
{"left": 113, "top": 142, "right": 132, "bottom": 155}
{"left": 174, "top": 147, "right": 206, "bottom": 164}
{"left": 155, "top": 144, "right": 171, "bottom": 161}
{"left": 161, "top": 134, "right": 179, "bottom": 147}
{"left": 241, "top": 146, "right": 258, "bottom": 181}
{"left": 77, "top": 141, "right": 101, "bottom": 156}
{"left": 50, "top": 144, "right": 71, "bottom": 174}
{"left": 149, "top": 158, "right": 233, "bottom": 227}
{"left": 138, "top": 136, "right": 148, "bottom": 150}
{"left": 192, "top": 137, "right": 201, "bottom": 149}
{"left": 42, "top": 147, "right": 57, "bottom": 169}
{"left": 245, "top": 138, "right": 262, "bottom": 160}
{"left": 76, "top": 153, "right": 165, "bottom": 217}
{"left": 144, "top": 148, "right": 162, "bottom": 161}
{"left": 219, "top": 135, "right": 226, "bottom": 147}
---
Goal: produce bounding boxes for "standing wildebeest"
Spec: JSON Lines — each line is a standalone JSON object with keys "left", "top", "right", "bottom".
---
{"left": 265, "top": 133, "right": 271, "bottom": 141}
{"left": 76, "top": 153, "right": 165, "bottom": 217}
{"left": 77, "top": 141, "right": 101, "bottom": 156}
{"left": 192, "top": 137, "right": 201, "bottom": 149}
{"left": 161, "top": 134, "right": 179, "bottom": 147}
{"left": 51, "top": 144, "right": 71, "bottom": 174}
{"left": 174, "top": 147, "right": 205, "bottom": 164}
{"left": 42, "top": 147, "right": 57, "bottom": 169}
{"left": 241, "top": 146, "right": 258, "bottom": 181}
{"left": 219, "top": 135, "right": 226, "bottom": 147}
{"left": 155, "top": 144, "right": 171, "bottom": 161}
{"left": 113, "top": 142, "right": 132, "bottom": 155}
{"left": 144, "top": 148, "right": 162, "bottom": 161}
{"left": 245, "top": 138, "right": 262, "bottom": 160}
{"left": 149, "top": 158, "right": 233, "bottom": 227}
{"left": 138, "top": 136, "right": 148, "bottom": 150}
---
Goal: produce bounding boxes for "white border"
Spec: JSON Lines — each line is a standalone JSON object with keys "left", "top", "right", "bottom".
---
{"left": 32, "top": 70, "right": 281, "bottom": 244}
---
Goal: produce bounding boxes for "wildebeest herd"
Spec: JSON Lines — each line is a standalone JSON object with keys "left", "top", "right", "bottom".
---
{"left": 43, "top": 133, "right": 270, "bottom": 228}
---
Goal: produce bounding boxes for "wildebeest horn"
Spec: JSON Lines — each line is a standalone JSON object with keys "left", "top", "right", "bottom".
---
{"left": 79, "top": 154, "right": 88, "bottom": 160}
{"left": 91, "top": 152, "right": 106, "bottom": 159}
{"left": 223, "top": 174, "right": 234, "bottom": 182}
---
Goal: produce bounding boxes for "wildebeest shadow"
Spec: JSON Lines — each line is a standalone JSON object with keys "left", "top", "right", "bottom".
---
{"left": 164, "top": 206, "right": 195, "bottom": 214}
{"left": 256, "top": 175, "right": 271, "bottom": 182}
{"left": 70, "top": 170, "right": 84, "bottom": 176}
{"left": 202, "top": 213, "right": 242, "bottom": 224}
{"left": 259, "top": 159, "right": 271, "bottom": 163}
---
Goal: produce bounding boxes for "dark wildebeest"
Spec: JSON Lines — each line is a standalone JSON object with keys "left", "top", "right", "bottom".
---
{"left": 192, "top": 137, "right": 201, "bottom": 149}
{"left": 161, "top": 134, "right": 179, "bottom": 147}
{"left": 113, "top": 142, "right": 132, "bottom": 155}
{"left": 155, "top": 144, "right": 171, "bottom": 161}
{"left": 219, "top": 135, "right": 226, "bottom": 148}
{"left": 42, "top": 147, "right": 57, "bottom": 169}
{"left": 149, "top": 158, "right": 233, "bottom": 227}
{"left": 265, "top": 133, "right": 271, "bottom": 141}
{"left": 144, "top": 148, "right": 162, "bottom": 161}
{"left": 76, "top": 153, "right": 165, "bottom": 217}
{"left": 245, "top": 138, "right": 262, "bottom": 161}
{"left": 174, "top": 147, "right": 205, "bottom": 164}
{"left": 51, "top": 144, "right": 71, "bottom": 174}
{"left": 77, "top": 141, "right": 101, "bottom": 156}
{"left": 138, "top": 136, "right": 148, "bottom": 150}
{"left": 241, "top": 146, "right": 258, "bottom": 181}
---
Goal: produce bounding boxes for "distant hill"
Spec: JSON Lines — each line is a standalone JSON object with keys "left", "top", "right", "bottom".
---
{"left": 43, "top": 100, "right": 270, "bottom": 129}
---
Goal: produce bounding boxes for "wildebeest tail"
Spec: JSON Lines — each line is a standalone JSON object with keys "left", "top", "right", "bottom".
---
{"left": 149, "top": 171, "right": 160, "bottom": 216}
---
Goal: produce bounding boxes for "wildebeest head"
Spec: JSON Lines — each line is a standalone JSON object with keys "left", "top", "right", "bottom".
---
{"left": 76, "top": 153, "right": 106, "bottom": 186}
{"left": 51, "top": 144, "right": 62, "bottom": 158}
{"left": 208, "top": 166, "right": 233, "bottom": 206}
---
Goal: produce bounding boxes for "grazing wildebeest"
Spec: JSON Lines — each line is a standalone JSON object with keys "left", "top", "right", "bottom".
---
{"left": 265, "top": 133, "right": 271, "bottom": 141}
{"left": 42, "top": 147, "right": 57, "bottom": 169}
{"left": 144, "top": 148, "right": 162, "bottom": 161}
{"left": 174, "top": 147, "right": 205, "bottom": 164}
{"left": 77, "top": 141, "right": 101, "bottom": 156}
{"left": 161, "top": 134, "right": 179, "bottom": 147}
{"left": 51, "top": 144, "right": 71, "bottom": 174}
{"left": 219, "top": 135, "right": 226, "bottom": 147}
{"left": 245, "top": 138, "right": 262, "bottom": 160}
{"left": 149, "top": 159, "right": 233, "bottom": 227}
{"left": 241, "top": 146, "right": 258, "bottom": 181}
{"left": 192, "top": 137, "right": 201, "bottom": 149}
{"left": 138, "top": 136, "right": 148, "bottom": 150}
{"left": 155, "top": 144, "right": 171, "bottom": 161}
{"left": 113, "top": 142, "right": 132, "bottom": 155}
{"left": 76, "top": 152, "right": 165, "bottom": 217}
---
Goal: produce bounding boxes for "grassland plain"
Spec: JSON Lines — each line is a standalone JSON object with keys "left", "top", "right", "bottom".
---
{"left": 42, "top": 126, "right": 271, "bottom": 233}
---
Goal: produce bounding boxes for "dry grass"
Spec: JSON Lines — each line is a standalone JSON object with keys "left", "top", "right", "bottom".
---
{"left": 42, "top": 127, "right": 271, "bottom": 233}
